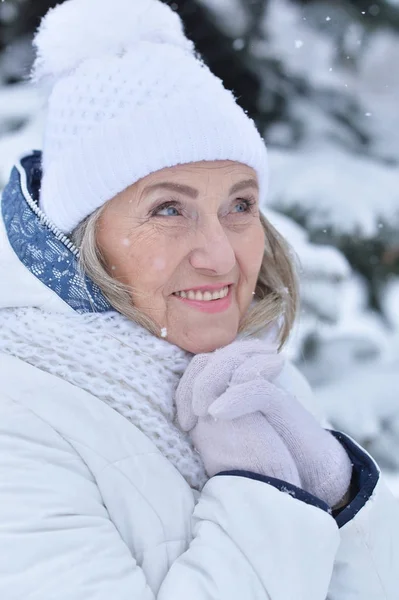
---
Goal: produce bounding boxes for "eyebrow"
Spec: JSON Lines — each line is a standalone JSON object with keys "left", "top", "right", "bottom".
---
{"left": 143, "top": 178, "right": 259, "bottom": 199}
{"left": 143, "top": 182, "right": 199, "bottom": 199}
{"left": 229, "top": 179, "right": 259, "bottom": 195}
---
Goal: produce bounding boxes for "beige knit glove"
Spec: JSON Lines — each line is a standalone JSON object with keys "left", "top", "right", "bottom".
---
{"left": 176, "top": 341, "right": 302, "bottom": 487}
{"left": 176, "top": 340, "right": 353, "bottom": 507}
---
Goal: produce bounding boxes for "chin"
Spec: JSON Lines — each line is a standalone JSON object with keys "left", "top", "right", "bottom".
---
{"left": 177, "top": 325, "right": 239, "bottom": 355}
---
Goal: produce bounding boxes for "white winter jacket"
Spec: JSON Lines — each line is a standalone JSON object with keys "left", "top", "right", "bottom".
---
{"left": 0, "top": 154, "right": 398, "bottom": 600}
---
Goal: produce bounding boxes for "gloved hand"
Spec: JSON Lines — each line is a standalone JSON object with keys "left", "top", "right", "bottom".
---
{"left": 175, "top": 340, "right": 353, "bottom": 507}
{"left": 176, "top": 340, "right": 302, "bottom": 487}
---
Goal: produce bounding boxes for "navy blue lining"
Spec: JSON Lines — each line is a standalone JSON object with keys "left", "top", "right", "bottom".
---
{"left": 217, "top": 431, "right": 379, "bottom": 529}
{"left": 1, "top": 151, "right": 112, "bottom": 314}
{"left": 330, "top": 430, "right": 379, "bottom": 528}
{"left": 22, "top": 151, "right": 41, "bottom": 203}
{"left": 216, "top": 470, "right": 331, "bottom": 514}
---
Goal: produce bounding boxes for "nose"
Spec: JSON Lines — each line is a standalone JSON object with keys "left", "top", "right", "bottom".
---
{"left": 189, "top": 217, "right": 236, "bottom": 275}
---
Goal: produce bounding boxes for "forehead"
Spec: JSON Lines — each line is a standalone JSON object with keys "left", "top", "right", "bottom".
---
{"left": 136, "top": 160, "right": 257, "bottom": 190}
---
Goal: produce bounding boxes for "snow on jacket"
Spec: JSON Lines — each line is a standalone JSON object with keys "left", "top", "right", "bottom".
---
{"left": 0, "top": 152, "right": 398, "bottom": 600}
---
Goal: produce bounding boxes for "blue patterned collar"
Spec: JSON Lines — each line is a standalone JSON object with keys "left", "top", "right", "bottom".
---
{"left": 1, "top": 151, "right": 112, "bottom": 313}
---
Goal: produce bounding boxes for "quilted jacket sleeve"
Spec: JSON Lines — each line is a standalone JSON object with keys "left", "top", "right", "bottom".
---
{"left": 327, "top": 432, "right": 399, "bottom": 600}
{"left": 159, "top": 474, "right": 339, "bottom": 600}
{"left": 0, "top": 393, "right": 340, "bottom": 600}
{"left": 276, "top": 362, "right": 399, "bottom": 599}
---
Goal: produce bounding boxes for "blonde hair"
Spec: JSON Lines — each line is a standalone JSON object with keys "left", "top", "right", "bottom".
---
{"left": 72, "top": 209, "right": 300, "bottom": 349}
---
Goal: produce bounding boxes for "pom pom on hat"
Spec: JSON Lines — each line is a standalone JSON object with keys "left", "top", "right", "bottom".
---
{"left": 32, "top": 0, "right": 194, "bottom": 84}
{"left": 34, "top": 0, "right": 269, "bottom": 233}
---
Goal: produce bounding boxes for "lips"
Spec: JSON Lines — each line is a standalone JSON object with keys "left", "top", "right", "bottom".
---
{"left": 173, "top": 281, "right": 233, "bottom": 293}
{"left": 172, "top": 284, "right": 233, "bottom": 314}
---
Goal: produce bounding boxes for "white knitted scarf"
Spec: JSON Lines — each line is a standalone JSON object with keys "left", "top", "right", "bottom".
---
{"left": 0, "top": 307, "right": 208, "bottom": 490}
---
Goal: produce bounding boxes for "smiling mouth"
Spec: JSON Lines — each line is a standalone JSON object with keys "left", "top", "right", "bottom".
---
{"left": 173, "top": 286, "right": 230, "bottom": 302}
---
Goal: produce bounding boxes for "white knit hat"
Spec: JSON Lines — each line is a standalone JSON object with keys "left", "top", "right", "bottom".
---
{"left": 33, "top": 0, "right": 268, "bottom": 234}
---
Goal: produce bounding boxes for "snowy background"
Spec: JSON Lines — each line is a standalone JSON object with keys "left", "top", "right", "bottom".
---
{"left": 0, "top": 0, "right": 398, "bottom": 491}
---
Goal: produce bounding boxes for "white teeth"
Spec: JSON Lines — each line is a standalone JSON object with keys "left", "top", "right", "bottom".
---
{"left": 174, "top": 286, "right": 229, "bottom": 301}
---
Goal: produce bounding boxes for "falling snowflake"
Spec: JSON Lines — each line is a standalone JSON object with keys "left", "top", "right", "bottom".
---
{"left": 369, "top": 5, "right": 380, "bottom": 16}
{"left": 233, "top": 38, "right": 245, "bottom": 51}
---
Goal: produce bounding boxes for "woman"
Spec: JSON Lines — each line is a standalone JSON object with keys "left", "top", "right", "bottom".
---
{"left": 0, "top": 1, "right": 397, "bottom": 598}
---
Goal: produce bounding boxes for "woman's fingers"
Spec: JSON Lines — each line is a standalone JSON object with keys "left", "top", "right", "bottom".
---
{"left": 176, "top": 340, "right": 283, "bottom": 426}
{"left": 192, "top": 340, "right": 279, "bottom": 416}
{"left": 230, "top": 353, "right": 284, "bottom": 386}
{"left": 208, "top": 379, "right": 288, "bottom": 420}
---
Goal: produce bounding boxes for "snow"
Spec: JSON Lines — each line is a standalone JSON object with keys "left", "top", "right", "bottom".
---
{"left": 0, "top": 83, "right": 42, "bottom": 127}
{"left": 265, "top": 209, "right": 350, "bottom": 324}
{"left": 315, "top": 362, "right": 399, "bottom": 466}
{"left": 268, "top": 145, "right": 399, "bottom": 237}
{"left": 382, "top": 278, "right": 399, "bottom": 330}
{"left": 383, "top": 472, "right": 399, "bottom": 499}
{"left": 255, "top": 0, "right": 399, "bottom": 243}
{"left": 197, "top": 0, "right": 249, "bottom": 37}
{"left": 294, "top": 266, "right": 399, "bottom": 471}
{"left": 0, "top": 0, "right": 398, "bottom": 484}
{"left": 265, "top": 0, "right": 399, "bottom": 163}
{"left": 264, "top": 210, "right": 349, "bottom": 275}
{"left": 0, "top": 2, "right": 18, "bottom": 24}
{"left": 0, "top": 83, "right": 43, "bottom": 188}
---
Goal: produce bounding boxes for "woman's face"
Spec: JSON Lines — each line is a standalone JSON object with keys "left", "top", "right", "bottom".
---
{"left": 97, "top": 160, "right": 265, "bottom": 354}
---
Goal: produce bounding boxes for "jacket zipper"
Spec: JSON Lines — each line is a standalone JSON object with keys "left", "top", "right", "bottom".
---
{"left": 15, "top": 157, "right": 80, "bottom": 258}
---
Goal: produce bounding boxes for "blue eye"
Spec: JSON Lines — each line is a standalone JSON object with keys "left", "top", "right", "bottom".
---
{"left": 233, "top": 199, "right": 254, "bottom": 213}
{"left": 156, "top": 205, "right": 180, "bottom": 217}
{"left": 151, "top": 201, "right": 182, "bottom": 217}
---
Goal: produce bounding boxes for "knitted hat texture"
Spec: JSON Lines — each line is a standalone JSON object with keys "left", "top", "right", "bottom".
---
{"left": 32, "top": 0, "right": 268, "bottom": 233}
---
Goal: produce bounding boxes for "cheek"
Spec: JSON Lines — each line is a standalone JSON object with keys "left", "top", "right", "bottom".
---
{"left": 98, "top": 211, "right": 177, "bottom": 293}
{"left": 238, "top": 223, "right": 265, "bottom": 277}
{"left": 125, "top": 246, "right": 178, "bottom": 295}
{"left": 152, "top": 256, "right": 167, "bottom": 271}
